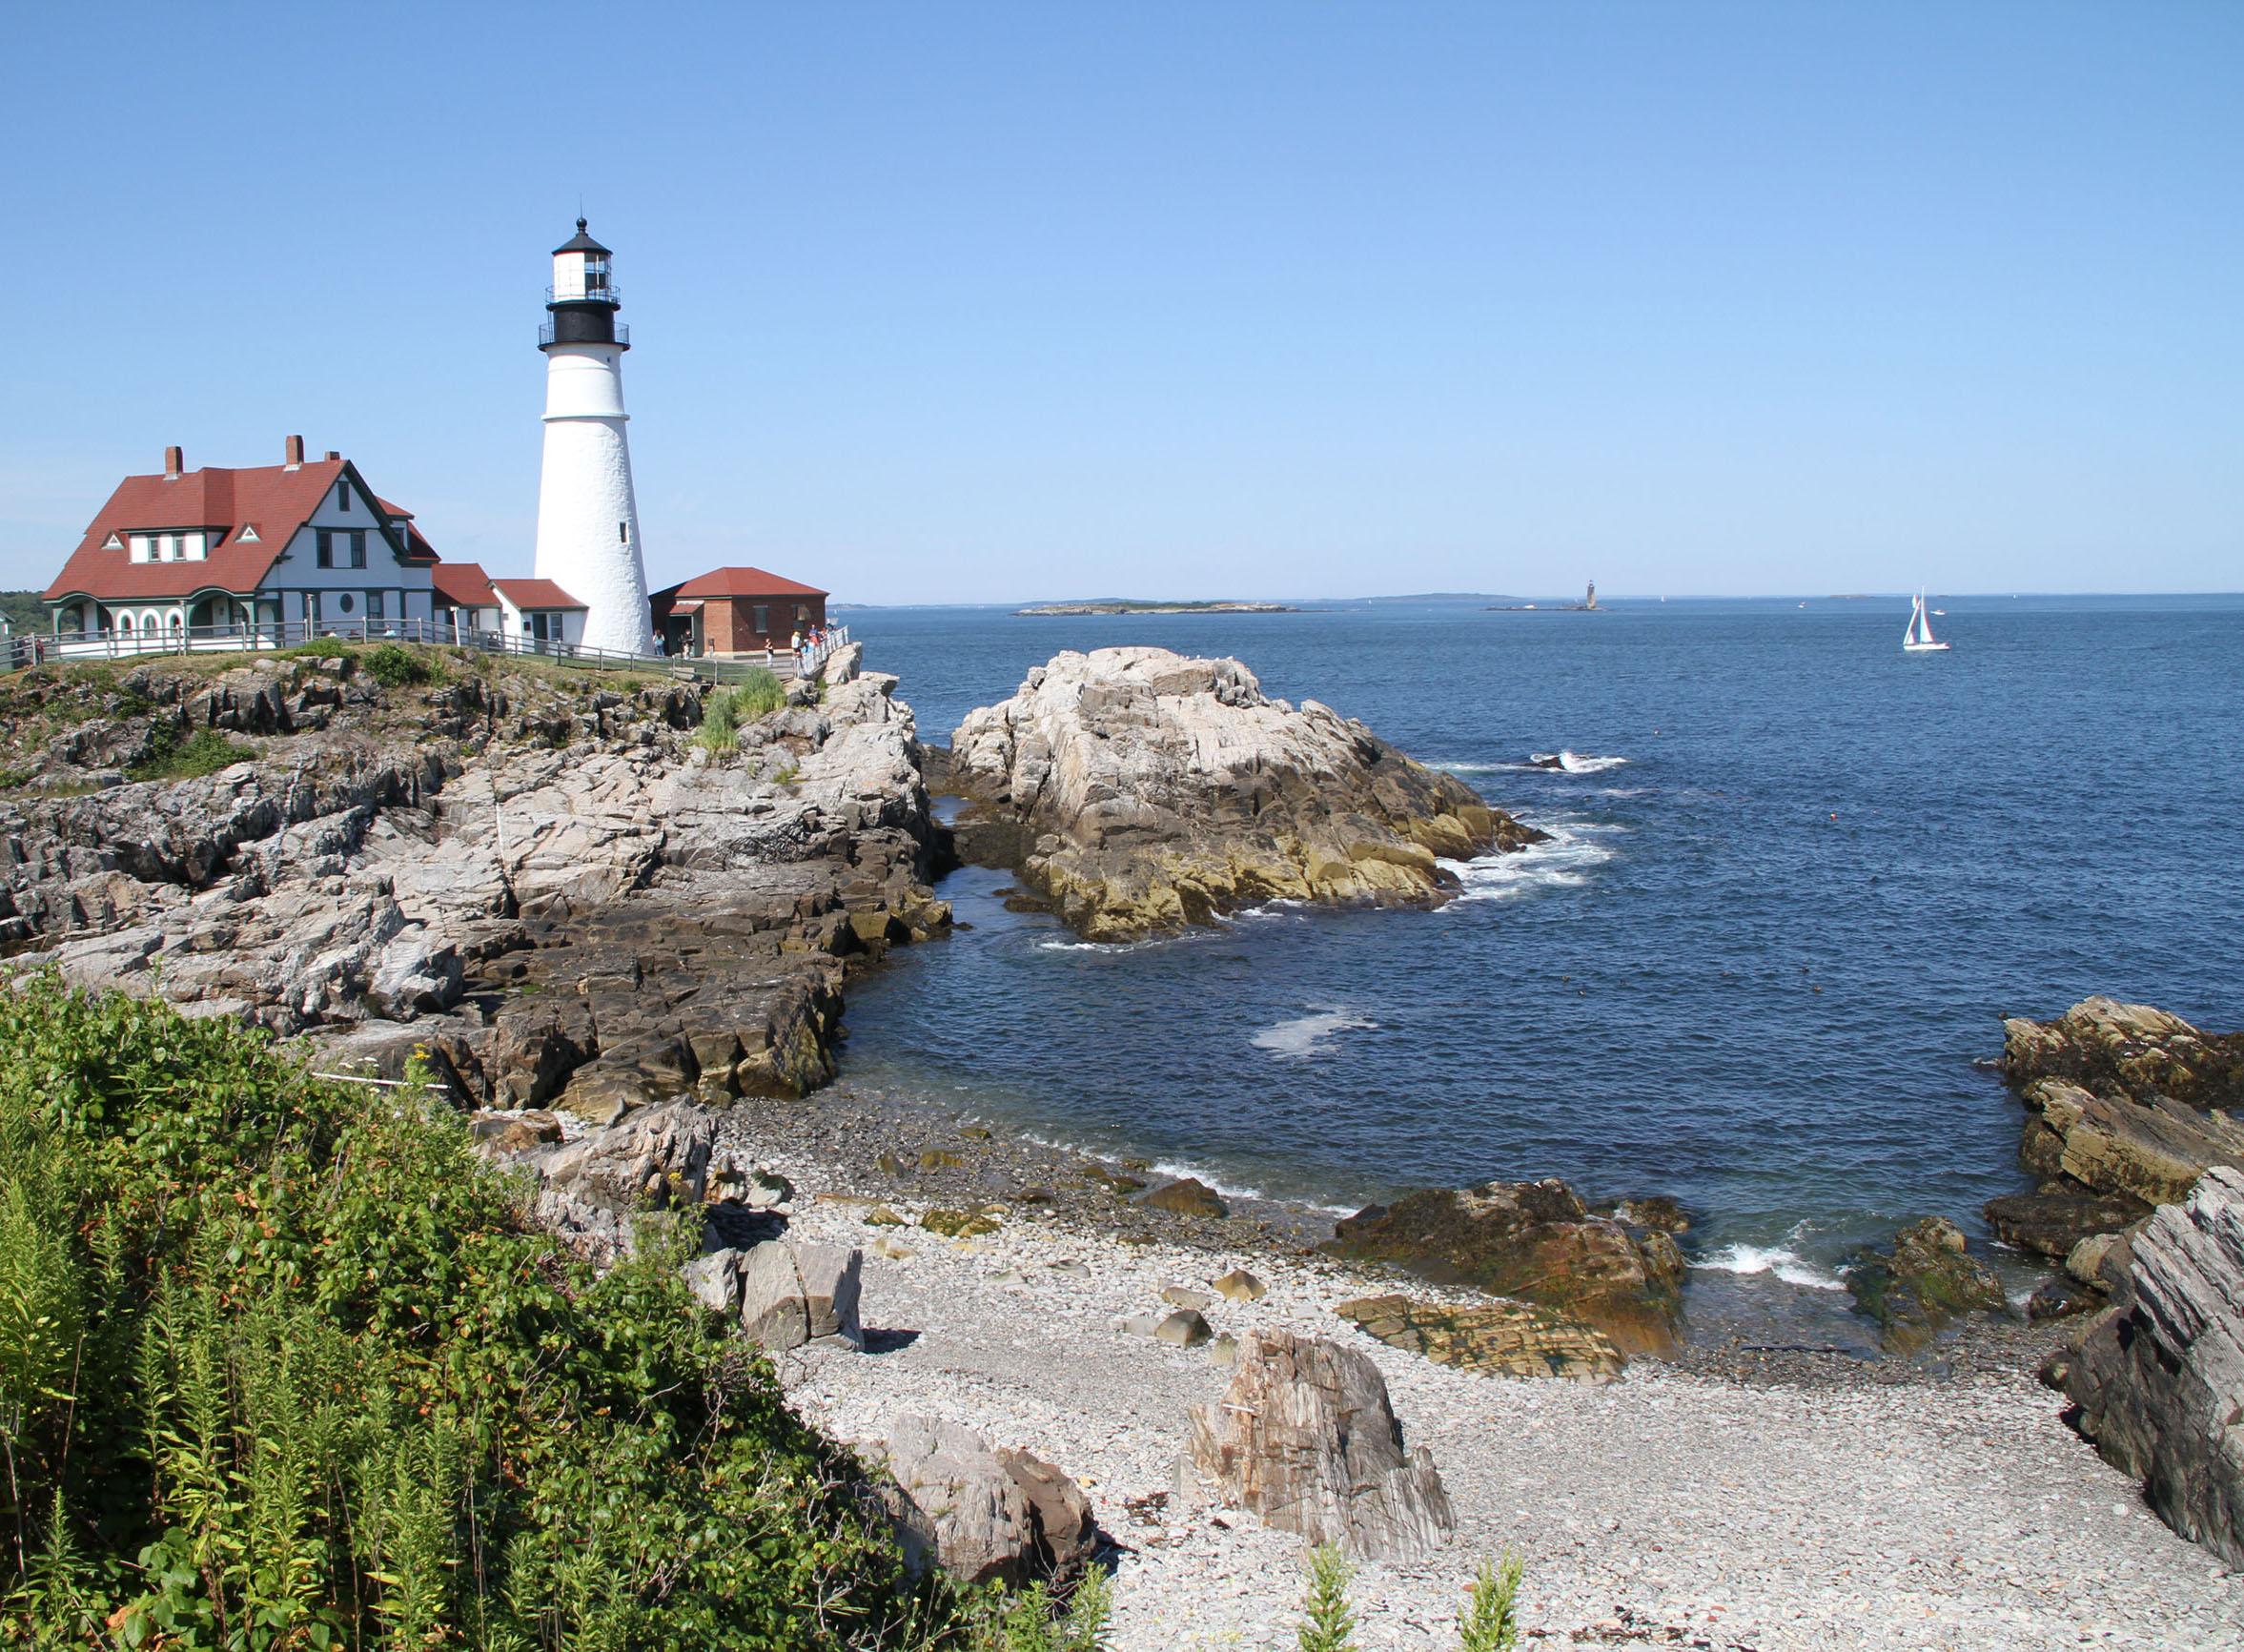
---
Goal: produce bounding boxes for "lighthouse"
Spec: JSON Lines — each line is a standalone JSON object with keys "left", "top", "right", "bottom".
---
{"left": 534, "top": 219, "right": 655, "bottom": 654}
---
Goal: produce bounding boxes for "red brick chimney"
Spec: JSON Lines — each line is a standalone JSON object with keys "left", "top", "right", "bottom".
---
{"left": 284, "top": 435, "right": 304, "bottom": 470}
{"left": 323, "top": 450, "right": 340, "bottom": 461}
{"left": 164, "top": 445, "right": 183, "bottom": 479}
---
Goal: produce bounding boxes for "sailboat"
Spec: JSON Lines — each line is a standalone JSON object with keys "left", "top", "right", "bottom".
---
{"left": 1903, "top": 590, "right": 1949, "bottom": 653}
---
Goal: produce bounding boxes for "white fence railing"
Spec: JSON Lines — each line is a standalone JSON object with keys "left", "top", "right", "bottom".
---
{"left": 6, "top": 620, "right": 851, "bottom": 683}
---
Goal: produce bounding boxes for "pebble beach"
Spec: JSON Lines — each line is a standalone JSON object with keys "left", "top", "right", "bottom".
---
{"left": 723, "top": 1086, "right": 2242, "bottom": 1650}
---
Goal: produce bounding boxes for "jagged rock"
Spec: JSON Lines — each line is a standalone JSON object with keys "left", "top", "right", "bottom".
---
{"left": 1845, "top": 1216, "right": 2006, "bottom": 1354}
{"left": 1331, "top": 1293, "right": 1624, "bottom": 1382}
{"left": 1606, "top": 1196, "right": 1691, "bottom": 1234}
{"left": 881, "top": 1416, "right": 1095, "bottom": 1583}
{"left": 2020, "top": 1079, "right": 2244, "bottom": 1210}
{"left": 1143, "top": 1177, "right": 1229, "bottom": 1219}
{"left": 948, "top": 647, "right": 1543, "bottom": 939}
{"left": 2003, "top": 997, "right": 2244, "bottom": 1110}
{"left": 1213, "top": 1268, "right": 1267, "bottom": 1301}
{"left": 1988, "top": 1000, "right": 2244, "bottom": 1277}
{"left": 1322, "top": 1178, "right": 1684, "bottom": 1359}
{"left": 1188, "top": 1328, "right": 1454, "bottom": 1560}
{"left": 2056, "top": 1166, "right": 2244, "bottom": 1567}
{"left": 1162, "top": 1285, "right": 1215, "bottom": 1311}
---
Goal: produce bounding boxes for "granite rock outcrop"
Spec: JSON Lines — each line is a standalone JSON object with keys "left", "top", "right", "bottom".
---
{"left": 1322, "top": 1177, "right": 1685, "bottom": 1359}
{"left": 945, "top": 647, "right": 1541, "bottom": 939}
{"left": 0, "top": 646, "right": 948, "bottom": 1121}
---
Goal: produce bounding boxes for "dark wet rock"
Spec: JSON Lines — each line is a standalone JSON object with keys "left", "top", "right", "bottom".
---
{"left": 2056, "top": 1166, "right": 2244, "bottom": 1568}
{"left": 1187, "top": 1327, "right": 1454, "bottom": 1560}
{"left": 1322, "top": 1177, "right": 1685, "bottom": 1359}
{"left": 1331, "top": 1292, "right": 1624, "bottom": 1382}
{"left": 2025, "top": 1279, "right": 2103, "bottom": 1322}
{"left": 947, "top": 646, "right": 1542, "bottom": 939}
{"left": 1845, "top": 1216, "right": 2006, "bottom": 1354}
{"left": 1605, "top": 1195, "right": 1691, "bottom": 1234}
{"left": 1985, "top": 1183, "right": 2154, "bottom": 1260}
{"left": 1143, "top": 1176, "right": 1230, "bottom": 1219}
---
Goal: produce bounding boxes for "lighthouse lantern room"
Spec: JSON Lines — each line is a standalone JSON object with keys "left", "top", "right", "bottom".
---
{"left": 533, "top": 219, "right": 655, "bottom": 654}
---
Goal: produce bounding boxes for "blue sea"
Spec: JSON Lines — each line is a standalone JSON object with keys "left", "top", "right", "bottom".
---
{"left": 835, "top": 595, "right": 2244, "bottom": 1340}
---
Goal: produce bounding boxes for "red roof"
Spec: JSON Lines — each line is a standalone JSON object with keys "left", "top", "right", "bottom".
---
{"left": 44, "top": 458, "right": 435, "bottom": 602}
{"left": 492, "top": 578, "right": 584, "bottom": 610}
{"left": 432, "top": 561, "right": 499, "bottom": 608}
{"left": 668, "top": 565, "right": 828, "bottom": 601}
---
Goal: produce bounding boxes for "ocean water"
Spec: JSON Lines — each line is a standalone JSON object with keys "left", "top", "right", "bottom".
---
{"left": 834, "top": 596, "right": 2244, "bottom": 1337}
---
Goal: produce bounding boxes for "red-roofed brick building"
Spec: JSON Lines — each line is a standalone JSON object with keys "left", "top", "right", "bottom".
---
{"left": 647, "top": 566, "right": 827, "bottom": 658}
{"left": 44, "top": 438, "right": 444, "bottom": 643}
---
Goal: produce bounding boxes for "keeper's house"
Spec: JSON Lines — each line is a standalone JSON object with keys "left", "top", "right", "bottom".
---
{"left": 647, "top": 565, "right": 827, "bottom": 658}
{"left": 43, "top": 439, "right": 445, "bottom": 645}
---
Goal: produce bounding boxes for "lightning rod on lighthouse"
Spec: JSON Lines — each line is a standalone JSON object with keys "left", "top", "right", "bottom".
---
{"left": 534, "top": 219, "right": 655, "bottom": 654}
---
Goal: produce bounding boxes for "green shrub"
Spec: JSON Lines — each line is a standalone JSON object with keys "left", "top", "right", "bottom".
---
{"left": 0, "top": 977, "right": 949, "bottom": 1648}
{"left": 731, "top": 666, "right": 786, "bottom": 720}
{"left": 698, "top": 687, "right": 740, "bottom": 751}
{"left": 361, "top": 642, "right": 438, "bottom": 687}
{"left": 280, "top": 638, "right": 352, "bottom": 661}
{"left": 1295, "top": 1545, "right": 1357, "bottom": 1652}
{"left": 127, "top": 724, "right": 245, "bottom": 782}
{"left": 1459, "top": 1553, "right": 1523, "bottom": 1650}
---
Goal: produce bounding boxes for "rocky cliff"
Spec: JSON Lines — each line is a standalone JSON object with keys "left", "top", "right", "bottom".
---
{"left": 2050, "top": 1167, "right": 2244, "bottom": 1568}
{"left": 945, "top": 646, "right": 1540, "bottom": 939}
{"left": 0, "top": 642, "right": 947, "bottom": 1117}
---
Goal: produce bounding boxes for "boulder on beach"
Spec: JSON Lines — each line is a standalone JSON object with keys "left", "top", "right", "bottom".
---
{"left": 2052, "top": 1166, "right": 2244, "bottom": 1568}
{"left": 945, "top": 646, "right": 1543, "bottom": 939}
{"left": 1845, "top": 1216, "right": 2005, "bottom": 1354}
{"left": 880, "top": 1415, "right": 1096, "bottom": 1583}
{"left": 1321, "top": 1177, "right": 1685, "bottom": 1358}
{"left": 1187, "top": 1328, "right": 1454, "bottom": 1560}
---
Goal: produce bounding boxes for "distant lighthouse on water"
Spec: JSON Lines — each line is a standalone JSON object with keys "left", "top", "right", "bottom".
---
{"left": 534, "top": 219, "right": 654, "bottom": 654}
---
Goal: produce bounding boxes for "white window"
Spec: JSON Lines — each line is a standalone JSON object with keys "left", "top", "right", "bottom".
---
{"left": 181, "top": 532, "right": 205, "bottom": 561}
{"left": 129, "top": 535, "right": 153, "bottom": 563}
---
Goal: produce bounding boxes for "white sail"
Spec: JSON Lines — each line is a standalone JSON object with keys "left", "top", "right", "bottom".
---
{"left": 1916, "top": 603, "right": 1936, "bottom": 644}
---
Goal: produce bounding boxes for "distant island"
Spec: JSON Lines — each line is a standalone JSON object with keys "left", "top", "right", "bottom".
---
{"left": 1014, "top": 599, "right": 1301, "bottom": 616}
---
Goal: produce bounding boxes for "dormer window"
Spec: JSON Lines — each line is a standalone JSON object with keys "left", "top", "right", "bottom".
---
{"left": 128, "top": 532, "right": 206, "bottom": 562}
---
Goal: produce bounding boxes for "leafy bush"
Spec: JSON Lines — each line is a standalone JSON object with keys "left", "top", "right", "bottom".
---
{"left": 0, "top": 977, "right": 949, "bottom": 1648}
{"left": 964, "top": 1568, "right": 1112, "bottom": 1650}
{"left": 361, "top": 642, "right": 438, "bottom": 687}
{"left": 126, "top": 724, "right": 245, "bottom": 782}
{"left": 280, "top": 638, "right": 353, "bottom": 661}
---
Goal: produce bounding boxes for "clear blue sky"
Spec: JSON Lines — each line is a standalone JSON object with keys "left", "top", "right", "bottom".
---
{"left": 5, "top": 2, "right": 2236, "bottom": 602}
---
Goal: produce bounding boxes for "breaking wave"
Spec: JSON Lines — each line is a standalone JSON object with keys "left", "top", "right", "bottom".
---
{"left": 1689, "top": 1240, "right": 1848, "bottom": 1292}
{"left": 1439, "top": 820, "right": 1616, "bottom": 904}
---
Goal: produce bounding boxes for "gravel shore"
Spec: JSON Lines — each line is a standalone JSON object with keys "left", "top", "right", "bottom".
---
{"left": 724, "top": 1086, "right": 2240, "bottom": 1648}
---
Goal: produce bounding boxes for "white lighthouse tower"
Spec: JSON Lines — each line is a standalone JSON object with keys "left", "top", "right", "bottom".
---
{"left": 534, "top": 219, "right": 655, "bottom": 654}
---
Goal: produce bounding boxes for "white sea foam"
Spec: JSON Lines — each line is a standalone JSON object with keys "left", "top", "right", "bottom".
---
{"left": 1439, "top": 819, "right": 1615, "bottom": 904}
{"left": 1689, "top": 1242, "right": 1848, "bottom": 1292}
{"left": 1251, "top": 1009, "right": 1377, "bottom": 1057}
{"left": 1546, "top": 750, "right": 1630, "bottom": 773}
